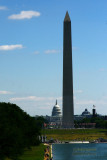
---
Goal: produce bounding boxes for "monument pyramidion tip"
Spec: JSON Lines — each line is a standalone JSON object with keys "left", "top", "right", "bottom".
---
{"left": 64, "top": 11, "right": 71, "bottom": 22}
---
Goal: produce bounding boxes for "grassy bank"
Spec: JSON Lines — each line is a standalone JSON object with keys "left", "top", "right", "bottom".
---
{"left": 5, "top": 144, "right": 46, "bottom": 160}
{"left": 42, "top": 129, "right": 107, "bottom": 141}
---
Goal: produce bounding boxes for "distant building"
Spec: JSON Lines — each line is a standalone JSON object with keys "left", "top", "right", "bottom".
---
{"left": 35, "top": 103, "right": 106, "bottom": 128}
{"left": 50, "top": 100, "right": 62, "bottom": 127}
{"left": 52, "top": 100, "right": 61, "bottom": 117}
{"left": 74, "top": 108, "right": 91, "bottom": 121}
{"left": 39, "top": 106, "right": 93, "bottom": 127}
{"left": 81, "top": 108, "right": 91, "bottom": 117}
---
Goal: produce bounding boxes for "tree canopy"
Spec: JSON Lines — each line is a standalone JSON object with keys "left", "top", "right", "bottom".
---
{"left": 0, "top": 102, "right": 41, "bottom": 160}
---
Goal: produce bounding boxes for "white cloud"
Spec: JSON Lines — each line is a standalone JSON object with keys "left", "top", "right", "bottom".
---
{"left": 99, "top": 68, "right": 105, "bottom": 72}
{"left": 75, "top": 97, "right": 107, "bottom": 106}
{"left": 34, "top": 51, "right": 39, "bottom": 55}
{"left": 0, "top": 44, "right": 24, "bottom": 51}
{"left": 0, "top": 91, "right": 13, "bottom": 95}
{"left": 0, "top": 6, "right": 7, "bottom": 10}
{"left": 8, "top": 11, "right": 40, "bottom": 20}
{"left": 10, "top": 96, "right": 44, "bottom": 101}
{"left": 75, "top": 90, "right": 83, "bottom": 93}
{"left": 45, "top": 50, "right": 61, "bottom": 54}
{"left": 10, "top": 96, "right": 62, "bottom": 102}
{"left": 8, "top": 95, "right": 107, "bottom": 116}
{"left": 76, "top": 100, "right": 95, "bottom": 105}
{"left": 9, "top": 96, "right": 79, "bottom": 103}
{"left": 10, "top": 96, "right": 78, "bottom": 103}
{"left": 72, "top": 47, "right": 78, "bottom": 50}
{"left": 9, "top": 96, "right": 62, "bottom": 116}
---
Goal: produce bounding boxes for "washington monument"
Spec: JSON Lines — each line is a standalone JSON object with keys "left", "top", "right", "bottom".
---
{"left": 62, "top": 11, "right": 74, "bottom": 128}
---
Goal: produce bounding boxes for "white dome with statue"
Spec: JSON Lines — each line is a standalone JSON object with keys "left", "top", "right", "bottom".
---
{"left": 52, "top": 100, "right": 62, "bottom": 117}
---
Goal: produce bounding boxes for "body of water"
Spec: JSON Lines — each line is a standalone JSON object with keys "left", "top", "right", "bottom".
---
{"left": 52, "top": 143, "right": 107, "bottom": 160}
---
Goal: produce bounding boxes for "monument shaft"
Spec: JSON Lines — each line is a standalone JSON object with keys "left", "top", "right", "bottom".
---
{"left": 62, "top": 12, "right": 74, "bottom": 128}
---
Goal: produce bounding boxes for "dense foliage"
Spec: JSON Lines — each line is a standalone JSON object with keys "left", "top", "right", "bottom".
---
{"left": 75, "top": 117, "right": 107, "bottom": 128}
{"left": 0, "top": 102, "right": 41, "bottom": 160}
{"left": 35, "top": 116, "right": 48, "bottom": 129}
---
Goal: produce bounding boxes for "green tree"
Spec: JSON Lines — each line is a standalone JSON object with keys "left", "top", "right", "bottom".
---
{"left": 0, "top": 102, "right": 41, "bottom": 160}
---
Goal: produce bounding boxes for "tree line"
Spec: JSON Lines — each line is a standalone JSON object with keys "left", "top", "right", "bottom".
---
{"left": 0, "top": 102, "right": 44, "bottom": 160}
{"left": 75, "top": 116, "right": 107, "bottom": 128}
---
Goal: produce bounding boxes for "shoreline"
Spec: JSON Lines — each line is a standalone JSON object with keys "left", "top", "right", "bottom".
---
{"left": 50, "top": 145, "right": 53, "bottom": 158}
{"left": 44, "top": 143, "right": 53, "bottom": 159}
{"left": 50, "top": 140, "right": 107, "bottom": 144}
{"left": 53, "top": 141, "right": 89, "bottom": 144}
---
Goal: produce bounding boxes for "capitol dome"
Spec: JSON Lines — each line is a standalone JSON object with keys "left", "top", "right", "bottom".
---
{"left": 52, "top": 100, "right": 62, "bottom": 117}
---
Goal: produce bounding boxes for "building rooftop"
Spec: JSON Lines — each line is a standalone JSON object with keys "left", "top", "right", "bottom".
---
{"left": 82, "top": 108, "right": 91, "bottom": 116}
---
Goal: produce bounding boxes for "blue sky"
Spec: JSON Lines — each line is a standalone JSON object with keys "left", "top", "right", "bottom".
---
{"left": 0, "top": 0, "right": 107, "bottom": 116}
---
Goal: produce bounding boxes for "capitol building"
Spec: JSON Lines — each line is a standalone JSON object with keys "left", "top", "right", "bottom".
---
{"left": 43, "top": 100, "right": 93, "bottom": 128}
{"left": 35, "top": 100, "right": 104, "bottom": 128}
{"left": 52, "top": 100, "right": 61, "bottom": 117}
{"left": 50, "top": 100, "right": 62, "bottom": 126}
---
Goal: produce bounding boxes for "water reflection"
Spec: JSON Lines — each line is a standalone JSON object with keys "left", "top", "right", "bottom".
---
{"left": 52, "top": 143, "right": 107, "bottom": 160}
